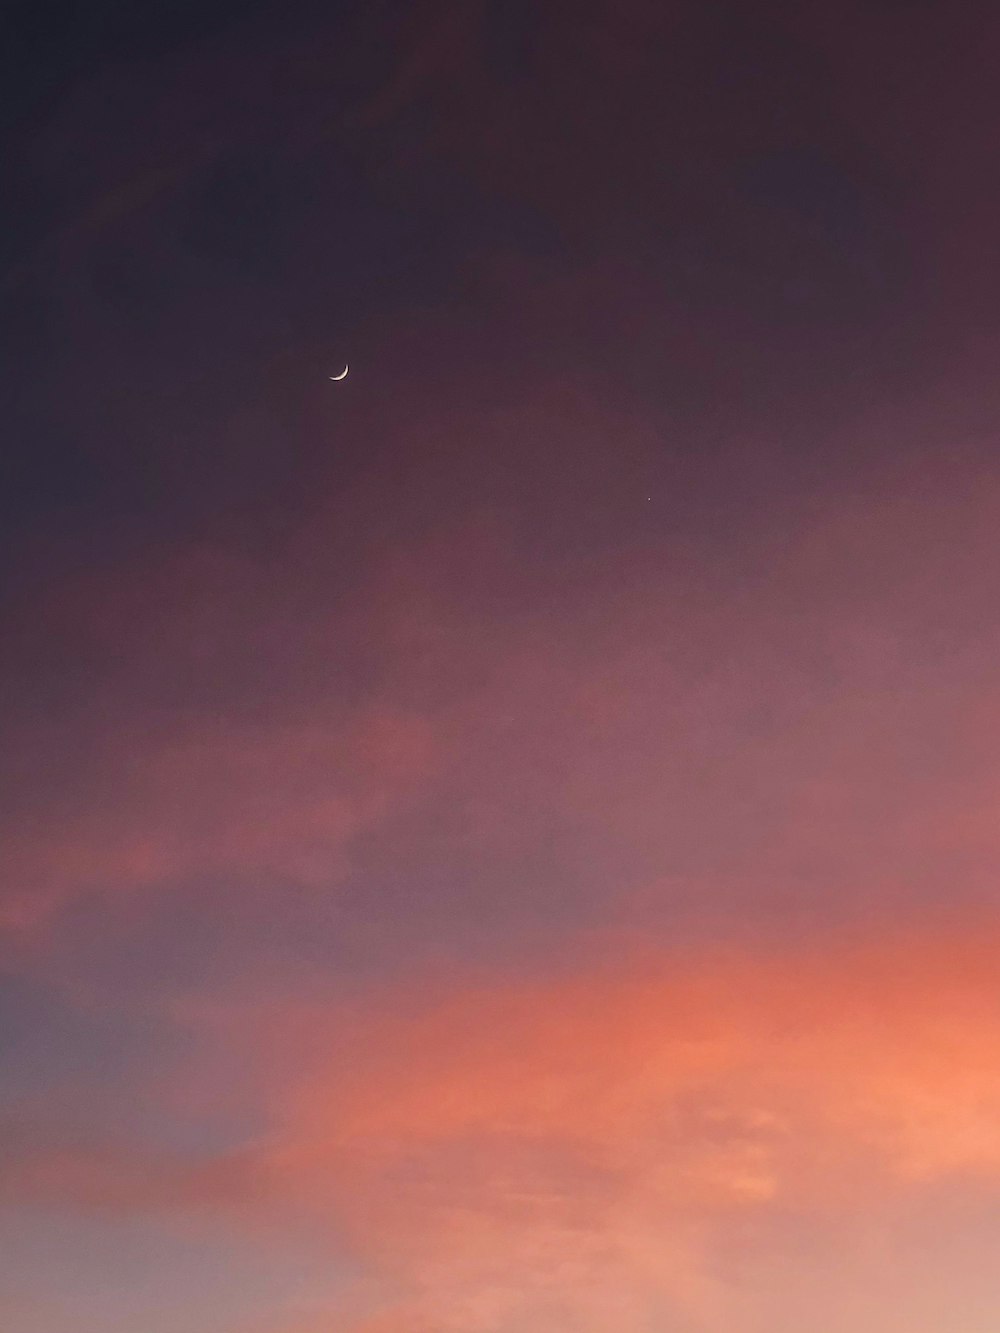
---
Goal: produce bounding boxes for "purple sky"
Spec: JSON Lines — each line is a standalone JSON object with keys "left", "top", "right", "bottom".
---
{"left": 4, "top": 3, "right": 1000, "bottom": 1330}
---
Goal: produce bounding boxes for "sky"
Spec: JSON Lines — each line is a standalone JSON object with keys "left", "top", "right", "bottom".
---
{"left": 4, "top": 1, "right": 1000, "bottom": 1329}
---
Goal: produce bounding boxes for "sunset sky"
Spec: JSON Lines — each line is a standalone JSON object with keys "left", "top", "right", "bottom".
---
{"left": 4, "top": 2, "right": 1000, "bottom": 1330}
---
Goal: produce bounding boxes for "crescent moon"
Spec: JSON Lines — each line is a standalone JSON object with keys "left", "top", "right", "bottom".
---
{"left": 329, "top": 365, "right": 349, "bottom": 381}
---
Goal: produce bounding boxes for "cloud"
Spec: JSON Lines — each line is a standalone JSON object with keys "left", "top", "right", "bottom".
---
{"left": 245, "top": 925, "right": 1000, "bottom": 1328}
{"left": 17, "top": 922, "right": 995, "bottom": 1330}
{"left": 6, "top": 428, "right": 1000, "bottom": 957}
{"left": 1, "top": 707, "right": 434, "bottom": 934}
{"left": 0, "top": 530, "right": 442, "bottom": 937}
{"left": 0, "top": 1116, "right": 256, "bottom": 1218}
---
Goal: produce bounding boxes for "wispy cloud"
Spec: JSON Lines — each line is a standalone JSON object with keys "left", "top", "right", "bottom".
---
{"left": 12, "top": 924, "right": 1000, "bottom": 1329}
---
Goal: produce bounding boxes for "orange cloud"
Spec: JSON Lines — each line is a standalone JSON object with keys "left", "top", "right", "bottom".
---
{"left": 157, "top": 922, "right": 1000, "bottom": 1330}
{"left": 9, "top": 922, "right": 1000, "bottom": 1329}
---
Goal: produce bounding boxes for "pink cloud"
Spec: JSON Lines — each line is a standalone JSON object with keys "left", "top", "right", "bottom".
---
{"left": 7, "top": 426, "right": 1000, "bottom": 951}
{"left": 244, "top": 925, "right": 1000, "bottom": 1328}
{"left": 1, "top": 707, "right": 434, "bottom": 934}
{"left": 26, "top": 921, "right": 994, "bottom": 1331}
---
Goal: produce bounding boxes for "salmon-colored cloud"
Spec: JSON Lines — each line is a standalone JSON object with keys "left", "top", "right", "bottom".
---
{"left": 251, "top": 927, "right": 999, "bottom": 1327}
{"left": 24, "top": 921, "right": 988, "bottom": 1331}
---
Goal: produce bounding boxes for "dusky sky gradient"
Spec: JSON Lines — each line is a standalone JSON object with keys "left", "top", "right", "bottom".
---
{"left": 5, "top": 2, "right": 1000, "bottom": 1330}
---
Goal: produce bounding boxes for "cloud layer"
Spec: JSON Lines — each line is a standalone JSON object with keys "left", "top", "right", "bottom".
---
{"left": 6, "top": 3, "right": 1000, "bottom": 1330}
{"left": 7, "top": 925, "right": 1000, "bottom": 1332}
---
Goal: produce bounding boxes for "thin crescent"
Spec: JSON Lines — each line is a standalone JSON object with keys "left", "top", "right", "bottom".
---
{"left": 329, "top": 365, "right": 349, "bottom": 381}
